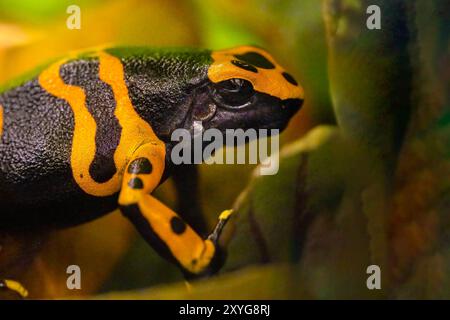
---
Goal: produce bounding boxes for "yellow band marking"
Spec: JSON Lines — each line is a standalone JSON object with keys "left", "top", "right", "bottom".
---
{"left": 208, "top": 46, "right": 304, "bottom": 100}
{"left": 98, "top": 51, "right": 165, "bottom": 192}
{"left": 4, "top": 279, "right": 29, "bottom": 298}
{"left": 138, "top": 195, "right": 215, "bottom": 274}
{"left": 39, "top": 51, "right": 163, "bottom": 197}
{"left": 118, "top": 143, "right": 166, "bottom": 206}
{"left": 219, "top": 209, "right": 233, "bottom": 221}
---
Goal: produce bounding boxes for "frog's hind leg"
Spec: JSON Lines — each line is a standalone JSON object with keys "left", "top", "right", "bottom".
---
{"left": 0, "top": 279, "right": 28, "bottom": 299}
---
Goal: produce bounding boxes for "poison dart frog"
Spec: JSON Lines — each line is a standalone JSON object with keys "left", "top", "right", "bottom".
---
{"left": 0, "top": 46, "right": 303, "bottom": 297}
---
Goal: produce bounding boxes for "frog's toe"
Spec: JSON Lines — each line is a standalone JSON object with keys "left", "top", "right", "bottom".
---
{"left": 0, "top": 279, "right": 29, "bottom": 299}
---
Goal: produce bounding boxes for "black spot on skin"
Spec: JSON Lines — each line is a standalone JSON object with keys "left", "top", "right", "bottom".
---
{"left": 234, "top": 52, "right": 275, "bottom": 69}
{"left": 128, "top": 177, "right": 144, "bottom": 189}
{"left": 128, "top": 157, "right": 153, "bottom": 174}
{"left": 170, "top": 216, "right": 187, "bottom": 235}
{"left": 231, "top": 60, "right": 258, "bottom": 73}
{"left": 282, "top": 72, "right": 298, "bottom": 86}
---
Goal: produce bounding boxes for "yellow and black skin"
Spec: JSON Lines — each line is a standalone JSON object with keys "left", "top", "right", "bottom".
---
{"left": 0, "top": 46, "right": 303, "bottom": 296}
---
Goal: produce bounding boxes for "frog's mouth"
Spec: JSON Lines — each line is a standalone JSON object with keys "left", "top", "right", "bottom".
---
{"left": 265, "top": 98, "right": 303, "bottom": 130}
{"left": 179, "top": 81, "right": 217, "bottom": 129}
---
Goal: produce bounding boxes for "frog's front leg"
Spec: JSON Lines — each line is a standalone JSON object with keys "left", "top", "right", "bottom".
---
{"left": 0, "top": 279, "right": 28, "bottom": 299}
{"left": 118, "top": 143, "right": 231, "bottom": 278}
{"left": 171, "top": 164, "right": 207, "bottom": 236}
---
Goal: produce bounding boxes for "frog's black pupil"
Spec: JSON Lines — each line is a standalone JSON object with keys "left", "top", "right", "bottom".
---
{"left": 239, "top": 80, "right": 253, "bottom": 95}
{"left": 219, "top": 79, "right": 251, "bottom": 93}
{"left": 215, "top": 79, "right": 254, "bottom": 107}
{"left": 225, "top": 79, "right": 243, "bottom": 91}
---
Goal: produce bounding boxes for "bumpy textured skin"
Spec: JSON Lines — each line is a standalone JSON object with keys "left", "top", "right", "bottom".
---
{"left": 0, "top": 48, "right": 212, "bottom": 228}
{"left": 0, "top": 78, "right": 97, "bottom": 228}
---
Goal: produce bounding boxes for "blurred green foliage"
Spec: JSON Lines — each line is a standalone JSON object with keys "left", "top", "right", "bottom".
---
{"left": 221, "top": 0, "right": 449, "bottom": 299}
{"left": 191, "top": 0, "right": 262, "bottom": 49}
{"left": 0, "top": 0, "right": 84, "bottom": 22}
{"left": 106, "top": 0, "right": 448, "bottom": 299}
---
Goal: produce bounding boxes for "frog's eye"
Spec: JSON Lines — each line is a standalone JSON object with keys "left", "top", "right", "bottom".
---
{"left": 211, "top": 78, "right": 255, "bottom": 109}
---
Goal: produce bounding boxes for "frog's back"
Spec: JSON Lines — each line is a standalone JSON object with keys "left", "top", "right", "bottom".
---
{"left": 0, "top": 60, "right": 118, "bottom": 228}
{"left": 0, "top": 46, "right": 212, "bottom": 228}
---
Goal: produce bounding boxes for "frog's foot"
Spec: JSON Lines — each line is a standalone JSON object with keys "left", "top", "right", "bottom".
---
{"left": 208, "top": 209, "right": 234, "bottom": 244}
{"left": 184, "top": 209, "right": 234, "bottom": 280}
{"left": 0, "top": 279, "right": 29, "bottom": 299}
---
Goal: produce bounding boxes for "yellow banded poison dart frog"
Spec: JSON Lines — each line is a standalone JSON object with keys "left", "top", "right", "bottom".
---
{"left": 0, "top": 46, "right": 303, "bottom": 297}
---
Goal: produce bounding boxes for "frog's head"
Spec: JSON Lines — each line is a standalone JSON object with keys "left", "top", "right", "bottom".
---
{"left": 117, "top": 46, "right": 303, "bottom": 142}
{"left": 192, "top": 46, "right": 304, "bottom": 134}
